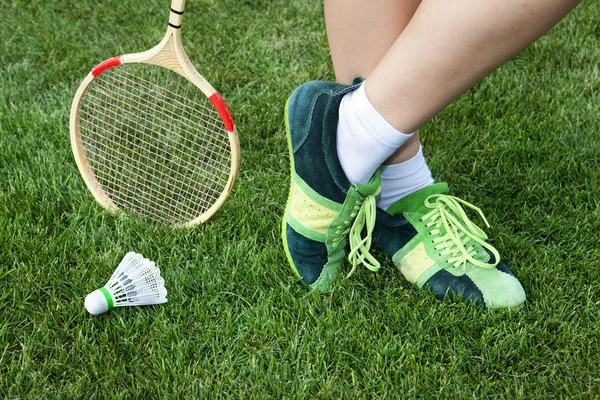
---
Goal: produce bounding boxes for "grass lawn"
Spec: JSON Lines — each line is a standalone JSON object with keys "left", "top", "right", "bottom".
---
{"left": 2, "top": 0, "right": 600, "bottom": 397}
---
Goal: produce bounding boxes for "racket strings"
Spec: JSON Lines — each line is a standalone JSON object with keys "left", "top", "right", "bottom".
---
{"left": 82, "top": 89, "right": 228, "bottom": 184}
{"left": 78, "top": 63, "right": 232, "bottom": 224}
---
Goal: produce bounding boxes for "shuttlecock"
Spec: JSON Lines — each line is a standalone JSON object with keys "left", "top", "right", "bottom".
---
{"left": 85, "top": 252, "right": 167, "bottom": 315}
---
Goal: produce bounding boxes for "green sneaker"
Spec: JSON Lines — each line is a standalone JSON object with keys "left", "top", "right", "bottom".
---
{"left": 282, "top": 78, "right": 381, "bottom": 292}
{"left": 373, "top": 183, "right": 526, "bottom": 309}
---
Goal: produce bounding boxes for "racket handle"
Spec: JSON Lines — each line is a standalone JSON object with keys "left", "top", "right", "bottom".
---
{"left": 169, "top": 0, "right": 187, "bottom": 29}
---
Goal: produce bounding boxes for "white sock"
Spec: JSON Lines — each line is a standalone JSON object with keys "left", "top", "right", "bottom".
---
{"left": 376, "top": 146, "right": 434, "bottom": 210}
{"left": 336, "top": 83, "right": 413, "bottom": 184}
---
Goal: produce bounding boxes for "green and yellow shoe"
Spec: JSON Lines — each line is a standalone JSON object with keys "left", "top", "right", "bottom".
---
{"left": 373, "top": 183, "right": 526, "bottom": 309}
{"left": 282, "top": 78, "right": 381, "bottom": 292}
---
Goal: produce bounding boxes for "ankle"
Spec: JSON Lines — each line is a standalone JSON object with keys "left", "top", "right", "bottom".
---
{"left": 376, "top": 146, "right": 434, "bottom": 210}
{"left": 336, "top": 83, "right": 413, "bottom": 184}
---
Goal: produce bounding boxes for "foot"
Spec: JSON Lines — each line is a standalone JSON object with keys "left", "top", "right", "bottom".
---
{"left": 373, "top": 183, "right": 526, "bottom": 309}
{"left": 282, "top": 78, "right": 381, "bottom": 292}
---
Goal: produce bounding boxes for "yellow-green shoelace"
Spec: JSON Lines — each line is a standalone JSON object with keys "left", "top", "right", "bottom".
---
{"left": 421, "top": 194, "right": 500, "bottom": 270}
{"left": 347, "top": 194, "right": 380, "bottom": 278}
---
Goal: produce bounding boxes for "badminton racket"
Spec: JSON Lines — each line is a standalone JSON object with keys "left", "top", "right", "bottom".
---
{"left": 70, "top": 0, "right": 239, "bottom": 227}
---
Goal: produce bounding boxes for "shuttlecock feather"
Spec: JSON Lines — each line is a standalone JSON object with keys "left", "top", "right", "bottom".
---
{"left": 85, "top": 252, "right": 167, "bottom": 315}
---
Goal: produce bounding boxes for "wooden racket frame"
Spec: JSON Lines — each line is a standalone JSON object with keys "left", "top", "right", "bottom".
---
{"left": 70, "top": 0, "right": 240, "bottom": 228}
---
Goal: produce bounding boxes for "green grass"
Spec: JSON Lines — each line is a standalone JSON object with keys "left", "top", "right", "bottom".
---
{"left": 1, "top": 0, "right": 600, "bottom": 397}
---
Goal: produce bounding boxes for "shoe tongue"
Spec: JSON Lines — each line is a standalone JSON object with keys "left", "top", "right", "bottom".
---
{"left": 354, "top": 170, "right": 381, "bottom": 197}
{"left": 385, "top": 183, "right": 448, "bottom": 216}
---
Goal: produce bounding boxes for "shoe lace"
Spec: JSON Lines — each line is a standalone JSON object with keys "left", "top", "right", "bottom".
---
{"left": 421, "top": 194, "right": 500, "bottom": 270}
{"left": 345, "top": 194, "right": 380, "bottom": 278}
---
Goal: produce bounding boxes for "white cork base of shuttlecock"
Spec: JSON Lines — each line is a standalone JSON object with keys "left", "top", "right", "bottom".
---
{"left": 85, "top": 252, "right": 167, "bottom": 315}
{"left": 85, "top": 289, "right": 111, "bottom": 315}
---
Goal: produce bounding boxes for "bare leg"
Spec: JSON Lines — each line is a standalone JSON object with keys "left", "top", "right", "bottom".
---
{"left": 325, "top": 0, "right": 421, "bottom": 85}
{"left": 366, "top": 0, "right": 581, "bottom": 134}
{"left": 325, "top": 0, "right": 422, "bottom": 164}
